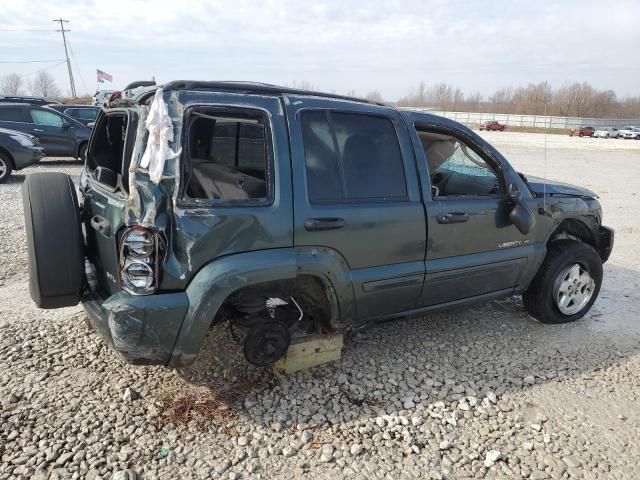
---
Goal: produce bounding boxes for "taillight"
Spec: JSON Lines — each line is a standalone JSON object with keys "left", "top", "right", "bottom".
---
{"left": 119, "top": 227, "right": 162, "bottom": 295}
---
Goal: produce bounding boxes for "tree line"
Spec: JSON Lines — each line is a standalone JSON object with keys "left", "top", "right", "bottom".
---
{"left": 3, "top": 72, "right": 639, "bottom": 119}
{"left": 396, "top": 81, "right": 640, "bottom": 119}
{"left": 0, "top": 72, "right": 61, "bottom": 100}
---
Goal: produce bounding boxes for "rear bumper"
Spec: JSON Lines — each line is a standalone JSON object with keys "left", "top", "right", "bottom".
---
{"left": 82, "top": 262, "right": 189, "bottom": 365}
{"left": 597, "top": 226, "right": 614, "bottom": 263}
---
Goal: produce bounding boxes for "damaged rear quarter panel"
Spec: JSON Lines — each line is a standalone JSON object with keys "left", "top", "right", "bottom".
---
{"left": 125, "top": 91, "right": 294, "bottom": 291}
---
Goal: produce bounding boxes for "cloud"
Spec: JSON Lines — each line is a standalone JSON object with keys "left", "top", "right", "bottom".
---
{"left": 1, "top": 0, "right": 638, "bottom": 98}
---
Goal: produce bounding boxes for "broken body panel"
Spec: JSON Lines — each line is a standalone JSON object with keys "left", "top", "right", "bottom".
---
{"left": 78, "top": 84, "right": 613, "bottom": 367}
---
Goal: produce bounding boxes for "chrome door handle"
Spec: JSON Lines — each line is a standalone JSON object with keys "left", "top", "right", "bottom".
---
{"left": 33, "top": 128, "right": 44, "bottom": 132}
{"left": 437, "top": 213, "right": 469, "bottom": 224}
{"left": 304, "top": 217, "right": 345, "bottom": 231}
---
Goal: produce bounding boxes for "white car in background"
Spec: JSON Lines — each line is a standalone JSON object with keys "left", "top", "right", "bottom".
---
{"left": 618, "top": 126, "right": 638, "bottom": 136}
{"left": 93, "top": 90, "right": 114, "bottom": 107}
{"left": 621, "top": 127, "right": 640, "bottom": 140}
{"left": 594, "top": 127, "right": 620, "bottom": 138}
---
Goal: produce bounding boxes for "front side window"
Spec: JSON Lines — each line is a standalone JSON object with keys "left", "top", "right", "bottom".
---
{"left": 185, "top": 110, "right": 269, "bottom": 202}
{"left": 301, "top": 110, "right": 407, "bottom": 203}
{"left": 418, "top": 131, "right": 501, "bottom": 197}
{"left": 30, "top": 109, "right": 63, "bottom": 127}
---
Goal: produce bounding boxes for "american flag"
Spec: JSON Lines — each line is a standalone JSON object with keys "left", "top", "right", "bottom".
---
{"left": 97, "top": 69, "right": 113, "bottom": 83}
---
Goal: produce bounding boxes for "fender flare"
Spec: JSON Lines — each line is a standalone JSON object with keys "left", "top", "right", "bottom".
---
{"left": 168, "top": 247, "right": 355, "bottom": 367}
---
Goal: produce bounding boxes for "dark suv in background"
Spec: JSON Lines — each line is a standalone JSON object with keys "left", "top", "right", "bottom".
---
{"left": 0, "top": 103, "right": 91, "bottom": 159}
{"left": 48, "top": 104, "right": 100, "bottom": 127}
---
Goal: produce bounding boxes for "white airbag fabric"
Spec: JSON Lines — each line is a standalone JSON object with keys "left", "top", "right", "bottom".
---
{"left": 140, "top": 88, "right": 181, "bottom": 183}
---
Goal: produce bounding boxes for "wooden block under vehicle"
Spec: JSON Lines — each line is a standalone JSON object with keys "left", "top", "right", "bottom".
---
{"left": 274, "top": 334, "right": 343, "bottom": 374}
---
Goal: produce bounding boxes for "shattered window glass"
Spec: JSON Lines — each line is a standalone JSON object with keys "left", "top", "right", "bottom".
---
{"left": 186, "top": 112, "right": 269, "bottom": 201}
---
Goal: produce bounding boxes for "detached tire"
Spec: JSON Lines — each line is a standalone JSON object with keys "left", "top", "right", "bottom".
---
{"left": 523, "top": 240, "right": 603, "bottom": 324}
{"left": 22, "top": 172, "right": 84, "bottom": 308}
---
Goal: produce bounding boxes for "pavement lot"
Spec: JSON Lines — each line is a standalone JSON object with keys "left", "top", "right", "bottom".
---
{"left": 0, "top": 132, "right": 639, "bottom": 480}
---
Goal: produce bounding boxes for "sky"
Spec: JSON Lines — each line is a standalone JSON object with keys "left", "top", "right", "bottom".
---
{"left": 1, "top": 0, "right": 639, "bottom": 100}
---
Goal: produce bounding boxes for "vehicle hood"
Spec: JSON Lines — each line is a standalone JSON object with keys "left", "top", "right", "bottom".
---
{"left": 525, "top": 175, "right": 598, "bottom": 198}
{"left": 0, "top": 127, "right": 34, "bottom": 138}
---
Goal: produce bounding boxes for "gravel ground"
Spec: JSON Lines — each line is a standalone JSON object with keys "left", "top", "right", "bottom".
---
{"left": 1, "top": 133, "right": 639, "bottom": 480}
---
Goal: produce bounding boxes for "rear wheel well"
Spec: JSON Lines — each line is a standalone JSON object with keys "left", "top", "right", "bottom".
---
{"left": 215, "top": 275, "right": 335, "bottom": 336}
{"left": 548, "top": 219, "right": 596, "bottom": 249}
{"left": 0, "top": 147, "right": 15, "bottom": 168}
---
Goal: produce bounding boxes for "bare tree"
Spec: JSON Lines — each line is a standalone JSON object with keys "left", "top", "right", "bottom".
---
{"left": 0, "top": 73, "right": 25, "bottom": 96}
{"left": 30, "top": 71, "right": 60, "bottom": 99}
{"left": 365, "top": 90, "right": 384, "bottom": 103}
{"left": 288, "top": 80, "right": 317, "bottom": 91}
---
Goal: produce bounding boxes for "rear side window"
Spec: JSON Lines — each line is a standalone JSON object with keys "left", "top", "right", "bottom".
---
{"left": 0, "top": 107, "right": 25, "bottom": 122}
{"left": 67, "top": 108, "right": 97, "bottom": 121}
{"left": 301, "top": 111, "right": 407, "bottom": 203}
{"left": 30, "top": 109, "right": 63, "bottom": 127}
{"left": 185, "top": 110, "right": 270, "bottom": 202}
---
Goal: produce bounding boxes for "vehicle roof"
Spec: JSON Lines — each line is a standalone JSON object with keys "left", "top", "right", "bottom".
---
{"left": 0, "top": 127, "right": 33, "bottom": 137}
{"left": 134, "top": 80, "right": 384, "bottom": 106}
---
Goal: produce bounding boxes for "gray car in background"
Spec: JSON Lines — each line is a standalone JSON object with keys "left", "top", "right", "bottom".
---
{"left": 0, "top": 127, "right": 45, "bottom": 183}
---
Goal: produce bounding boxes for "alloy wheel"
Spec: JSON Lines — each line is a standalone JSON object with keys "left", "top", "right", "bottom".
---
{"left": 554, "top": 263, "right": 595, "bottom": 315}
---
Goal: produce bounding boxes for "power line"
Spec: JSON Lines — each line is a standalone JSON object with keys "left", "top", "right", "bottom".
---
{"left": 18, "top": 61, "right": 66, "bottom": 79}
{"left": 0, "top": 60, "right": 64, "bottom": 64}
{"left": 53, "top": 18, "right": 76, "bottom": 98}
{"left": 68, "top": 42, "right": 88, "bottom": 96}
{"left": 0, "top": 28, "right": 57, "bottom": 32}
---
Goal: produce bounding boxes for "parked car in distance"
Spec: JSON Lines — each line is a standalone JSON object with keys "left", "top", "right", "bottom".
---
{"left": 93, "top": 90, "right": 114, "bottom": 107}
{"left": 0, "top": 127, "right": 45, "bottom": 183}
{"left": 21, "top": 81, "right": 614, "bottom": 369}
{"left": 479, "top": 121, "right": 506, "bottom": 131}
{"left": 594, "top": 127, "right": 619, "bottom": 138}
{"left": 618, "top": 126, "right": 640, "bottom": 138}
{"left": 48, "top": 104, "right": 100, "bottom": 127}
{"left": 621, "top": 127, "right": 640, "bottom": 140}
{"left": 0, "top": 103, "right": 91, "bottom": 159}
{"left": 569, "top": 126, "right": 595, "bottom": 137}
{"left": 0, "top": 96, "right": 60, "bottom": 106}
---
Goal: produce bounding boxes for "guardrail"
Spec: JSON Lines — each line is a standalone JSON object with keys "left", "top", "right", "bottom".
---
{"left": 401, "top": 109, "right": 640, "bottom": 129}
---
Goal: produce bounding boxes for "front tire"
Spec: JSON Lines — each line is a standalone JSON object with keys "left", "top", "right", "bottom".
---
{"left": 523, "top": 240, "right": 603, "bottom": 324}
{"left": 0, "top": 152, "right": 13, "bottom": 184}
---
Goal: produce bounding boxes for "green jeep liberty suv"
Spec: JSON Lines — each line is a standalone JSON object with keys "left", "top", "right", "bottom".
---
{"left": 22, "top": 81, "right": 614, "bottom": 367}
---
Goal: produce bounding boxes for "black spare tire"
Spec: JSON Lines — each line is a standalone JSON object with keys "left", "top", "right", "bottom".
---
{"left": 22, "top": 173, "right": 84, "bottom": 308}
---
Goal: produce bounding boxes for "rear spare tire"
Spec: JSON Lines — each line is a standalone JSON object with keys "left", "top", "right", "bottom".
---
{"left": 22, "top": 172, "right": 84, "bottom": 308}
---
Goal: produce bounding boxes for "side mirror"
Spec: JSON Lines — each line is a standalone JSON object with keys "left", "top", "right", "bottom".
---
{"left": 507, "top": 183, "right": 536, "bottom": 234}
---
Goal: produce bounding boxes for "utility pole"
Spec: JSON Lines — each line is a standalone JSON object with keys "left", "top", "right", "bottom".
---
{"left": 53, "top": 18, "right": 77, "bottom": 98}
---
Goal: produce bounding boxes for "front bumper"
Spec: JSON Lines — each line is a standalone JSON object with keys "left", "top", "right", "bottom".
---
{"left": 13, "top": 146, "right": 45, "bottom": 170}
{"left": 597, "top": 226, "right": 614, "bottom": 263}
{"left": 82, "top": 262, "right": 189, "bottom": 365}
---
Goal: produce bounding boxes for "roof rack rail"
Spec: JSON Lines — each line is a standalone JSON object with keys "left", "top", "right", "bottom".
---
{"left": 139, "top": 80, "right": 383, "bottom": 106}
{"left": 0, "top": 96, "right": 60, "bottom": 105}
{"left": 123, "top": 80, "right": 156, "bottom": 91}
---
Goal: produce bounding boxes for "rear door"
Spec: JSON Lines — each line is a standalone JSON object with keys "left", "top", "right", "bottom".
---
{"left": 286, "top": 96, "right": 426, "bottom": 324}
{"left": 28, "top": 107, "right": 76, "bottom": 156}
